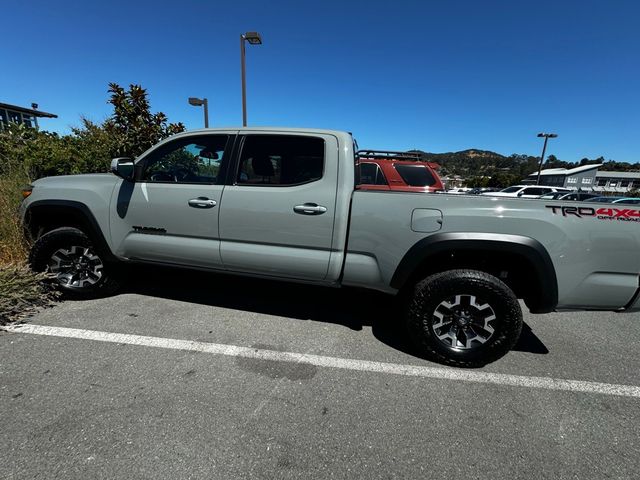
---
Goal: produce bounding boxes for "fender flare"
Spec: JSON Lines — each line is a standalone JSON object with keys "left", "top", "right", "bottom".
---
{"left": 390, "top": 232, "right": 558, "bottom": 313}
{"left": 24, "top": 200, "right": 118, "bottom": 262}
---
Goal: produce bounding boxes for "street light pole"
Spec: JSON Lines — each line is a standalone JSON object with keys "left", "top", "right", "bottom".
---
{"left": 240, "top": 34, "right": 247, "bottom": 127}
{"left": 536, "top": 133, "right": 558, "bottom": 185}
{"left": 188, "top": 97, "right": 209, "bottom": 128}
{"left": 240, "top": 31, "right": 262, "bottom": 127}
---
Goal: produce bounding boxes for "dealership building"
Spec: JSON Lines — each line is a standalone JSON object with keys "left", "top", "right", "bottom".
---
{"left": 0, "top": 102, "right": 57, "bottom": 129}
{"left": 523, "top": 164, "right": 640, "bottom": 194}
{"left": 593, "top": 171, "right": 640, "bottom": 194}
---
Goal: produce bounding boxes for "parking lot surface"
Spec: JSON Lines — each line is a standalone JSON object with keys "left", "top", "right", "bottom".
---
{"left": 2, "top": 267, "right": 639, "bottom": 479}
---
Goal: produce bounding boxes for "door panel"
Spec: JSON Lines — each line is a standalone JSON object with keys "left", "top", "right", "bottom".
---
{"left": 109, "top": 133, "right": 234, "bottom": 268}
{"left": 111, "top": 182, "right": 224, "bottom": 267}
{"left": 219, "top": 133, "right": 338, "bottom": 280}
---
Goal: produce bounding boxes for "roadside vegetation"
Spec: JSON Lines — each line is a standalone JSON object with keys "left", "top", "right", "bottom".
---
{"left": 0, "top": 156, "right": 56, "bottom": 324}
{"left": 0, "top": 83, "right": 184, "bottom": 323}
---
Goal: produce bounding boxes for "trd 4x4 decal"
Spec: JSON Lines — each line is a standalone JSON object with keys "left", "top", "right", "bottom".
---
{"left": 546, "top": 205, "right": 640, "bottom": 222}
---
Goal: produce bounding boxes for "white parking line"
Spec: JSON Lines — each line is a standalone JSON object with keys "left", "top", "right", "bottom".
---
{"left": 4, "top": 323, "right": 640, "bottom": 398}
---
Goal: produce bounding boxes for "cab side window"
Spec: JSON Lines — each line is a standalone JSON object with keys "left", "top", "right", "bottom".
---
{"left": 142, "top": 135, "right": 229, "bottom": 184}
{"left": 237, "top": 135, "right": 324, "bottom": 186}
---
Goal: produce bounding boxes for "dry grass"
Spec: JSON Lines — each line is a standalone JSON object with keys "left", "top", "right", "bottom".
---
{"left": 0, "top": 167, "right": 30, "bottom": 264}
{"left": 0, "top": 166, "right": 59, "bottom": 324}
{"left": 0, "top": 264, "right": 59, "bottom": 325}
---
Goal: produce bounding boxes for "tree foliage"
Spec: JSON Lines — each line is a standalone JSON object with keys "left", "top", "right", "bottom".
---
{"left": 0, "top": 83, "right": 184, "bottom": 179}
{"left": 104, "top": 83, "right": 185, "bottom": 157}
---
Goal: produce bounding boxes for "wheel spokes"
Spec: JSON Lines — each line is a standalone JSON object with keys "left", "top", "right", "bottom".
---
{"left": 48, "top": 245, "right": 104, "bottom": 288}
{"left": 431, "top": 294, "right": 497, "bottom": 350}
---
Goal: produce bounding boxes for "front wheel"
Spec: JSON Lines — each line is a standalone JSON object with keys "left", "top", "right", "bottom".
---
{"left": 406, "top": 269, "right": 523, "bottom": 367}
{"left": 29, "top": 227, "right": 121, "bottom": 298}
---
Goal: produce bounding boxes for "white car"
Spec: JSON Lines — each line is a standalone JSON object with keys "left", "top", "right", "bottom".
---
{"left": 481, "top": 185, "right": 571, "bottom": 199}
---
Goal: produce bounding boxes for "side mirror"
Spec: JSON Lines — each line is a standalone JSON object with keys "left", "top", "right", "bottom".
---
{"left": 111, "top": 157, "right": 135, "bottom": 181}
{"left": 517, "top": 192, "right": 524, "bottom": 197}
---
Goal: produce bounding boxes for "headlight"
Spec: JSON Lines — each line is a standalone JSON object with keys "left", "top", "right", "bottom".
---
{"left": 21, "top": 185, "right": 33, "bottom": 199}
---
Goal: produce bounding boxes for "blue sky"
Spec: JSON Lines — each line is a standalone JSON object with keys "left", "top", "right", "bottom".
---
{"left": 2, "top": 0, "right": 639, "bottom": 162}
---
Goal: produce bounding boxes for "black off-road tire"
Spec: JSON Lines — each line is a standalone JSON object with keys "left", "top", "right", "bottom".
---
{"left": 406, "top": 269, "right": 523, "bottom": 367}
{"left": 29, "top": 227, "right": 121, "bottom": 298}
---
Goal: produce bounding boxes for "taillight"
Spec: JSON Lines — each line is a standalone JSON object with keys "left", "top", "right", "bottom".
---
{"left": 21, "top": 185, "right": 33, "bottom": 199}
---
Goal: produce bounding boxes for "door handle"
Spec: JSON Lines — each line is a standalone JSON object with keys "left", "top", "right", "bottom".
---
{"left": 293, "top": 203, "right": 327, "bottom": 215}
{"left": 188, "top": 197, "right": 217, "bottom": 209}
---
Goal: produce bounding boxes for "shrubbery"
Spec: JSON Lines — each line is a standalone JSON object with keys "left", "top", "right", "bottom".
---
{"left": 0, "top": 156, "right": 30, "bottom": 264}
{"left": 0, "top": 158, "right": 44, "bottom": 323}
{"left": 0, "top": 83, "right": 185, "bottom": 180}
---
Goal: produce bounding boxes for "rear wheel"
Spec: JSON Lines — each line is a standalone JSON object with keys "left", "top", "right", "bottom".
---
{"left": 29, "top": 227, "right": 120, "bottom": 298}
{"left": 406, "top": 269, "right": 522, "bottom": 367}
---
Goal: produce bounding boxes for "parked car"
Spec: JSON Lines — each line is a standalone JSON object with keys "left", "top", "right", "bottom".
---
{"left": 469, "top": 187, "right": 501, "bottom": 195}
{"left": 357, "top": 150, "right": 445, "bottom": 193}
{"left": 587, "top": 196, "right": 626, "bottom": 203}
{"left": 557, "top": 192, "right": 600, "bottom": 201}
{"left": 538, "top": 192, "right": 567, "bottom": 200}
{"left": 539, "top": 191, "right": 598, "bottom": 201}
{"left": 612, "top": 197, "right": 640, "bottom": 205}
{"left": 482, "top": 185, "right": 571, "bottom": 198}
{"left": 446, "top": 188, "right": 473, "bottom": 195}
{"left": 20, "top": 127, "right": 640, "bottom": 367}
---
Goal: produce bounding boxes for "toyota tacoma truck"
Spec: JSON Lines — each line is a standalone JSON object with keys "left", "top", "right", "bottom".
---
{"left": 20, "top": 128, "right": 640, "bottom": 367}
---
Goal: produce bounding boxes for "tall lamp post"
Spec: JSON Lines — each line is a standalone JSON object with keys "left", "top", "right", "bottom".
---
{"left": 188, "top": 97, "right": 209, "bottom": 128}
{"left": 536, "top": 132, "right": 558, "bottom": 185}
{"left": 240, "top": 31, "right": 262, "bottom": 127}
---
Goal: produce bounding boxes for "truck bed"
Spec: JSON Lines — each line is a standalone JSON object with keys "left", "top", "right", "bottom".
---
{"left": 343, "top": 191, "right": 640, "bottom": 310}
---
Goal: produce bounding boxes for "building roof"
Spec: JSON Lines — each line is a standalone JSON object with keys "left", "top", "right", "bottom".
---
{"left": 0, "top": 102, "right": 58, "bottom": 118}
{"left": 595, "top": 171, "right": 640, "bottom": 179}
{"left": 527, "top": 164, "right": 602, "bottom": 177}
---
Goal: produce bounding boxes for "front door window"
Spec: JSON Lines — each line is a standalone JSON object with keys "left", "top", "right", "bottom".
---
{"left": 141, "top": 135, "right": 230, "bottom": 184}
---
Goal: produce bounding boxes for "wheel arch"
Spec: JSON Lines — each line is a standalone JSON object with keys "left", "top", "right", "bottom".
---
{"left": 390, "top": 232, "right": 558, "bottom": 313}
{"left": 24, "top": 200, "right": 118, "bottom": 262}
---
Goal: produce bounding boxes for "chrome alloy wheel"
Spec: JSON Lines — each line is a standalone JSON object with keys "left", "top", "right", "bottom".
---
{"left": 431, "top": 294, "right": 497, "bottom": 350}
{"left": 48, "top": 245, "right": 104, "bottom": 288}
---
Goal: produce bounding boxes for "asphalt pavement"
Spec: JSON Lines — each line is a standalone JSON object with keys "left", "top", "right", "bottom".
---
{"left": 1, "top": 267, "right": 639, "bottom": 479}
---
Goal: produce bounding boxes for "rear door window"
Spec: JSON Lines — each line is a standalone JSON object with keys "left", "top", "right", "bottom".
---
{"left": 236, "top": 135, "right": 324, "bottom": 186}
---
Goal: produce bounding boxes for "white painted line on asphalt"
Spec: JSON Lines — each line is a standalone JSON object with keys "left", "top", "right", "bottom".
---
{"left": 4, "top": 323, "right": 640, "bottom": 399}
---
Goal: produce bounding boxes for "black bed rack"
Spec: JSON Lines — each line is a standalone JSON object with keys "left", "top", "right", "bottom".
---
{"left": 356, "top": 149, "right": 422, "bottom": 161}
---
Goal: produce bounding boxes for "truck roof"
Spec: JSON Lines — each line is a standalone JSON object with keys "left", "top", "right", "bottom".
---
{"left": 180, "top": 127, "right": 352, "bottom": 137}
{"left": 135, "top": 127, "right": 355, "bottom": 162}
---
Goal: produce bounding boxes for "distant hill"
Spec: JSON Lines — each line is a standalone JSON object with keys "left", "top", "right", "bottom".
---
{"left": 408, "top": 149, "right": 640, "bottom": 177}
{"left": 409, "top": 149, "right": 537, "bottom": 178}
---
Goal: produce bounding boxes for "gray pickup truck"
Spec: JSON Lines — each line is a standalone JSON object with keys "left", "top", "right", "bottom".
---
{"left": 20, "top": 127, "right": 640, "bottom": 366}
